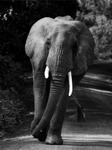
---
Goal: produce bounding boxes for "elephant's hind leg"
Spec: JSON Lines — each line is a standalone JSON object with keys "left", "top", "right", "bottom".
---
{"left": 72, "top": 73, "right": 86, "bottom": 122}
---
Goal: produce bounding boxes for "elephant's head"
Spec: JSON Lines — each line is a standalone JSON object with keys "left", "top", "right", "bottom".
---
{"left": 25, "top": 17, "right": 95, "bottom": 137}
{"left": 45, "top": 24, "right": 78, "bottom": 96}
{"left": 46, "top": 25, "right": 77, "bottom": 75}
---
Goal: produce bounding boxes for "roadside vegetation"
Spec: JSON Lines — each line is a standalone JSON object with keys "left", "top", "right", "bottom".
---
{"left": 0, "top": 0, "right": 112, "bottom": 137}
{"left": 77, "top": 0, "right": 112, "bottom": 60}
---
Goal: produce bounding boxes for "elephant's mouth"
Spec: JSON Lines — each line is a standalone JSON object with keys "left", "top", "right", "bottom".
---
{"left": 44, "top": 66, "right": 73, "bottom": 96}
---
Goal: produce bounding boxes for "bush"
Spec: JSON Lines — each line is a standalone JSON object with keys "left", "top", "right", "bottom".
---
{"left": 77, "top": 0, "right": 112, "bottom": 25}
{"left": 0, "top": 55, "right": 23, "bottom": 89}
{"left": 0, "top": 8, "right": 31, "bottom": 67}
{"left": 0, "top": 88, "right": 26, "bottom": 133}
{"left": 77, "top": 0, "right": 112, "bottom": 60}
{"left": 91, "top": 18, "right": 112, "bottom": 59}
{"left": 0, "top": 4, "right": 34, "bottom": 135}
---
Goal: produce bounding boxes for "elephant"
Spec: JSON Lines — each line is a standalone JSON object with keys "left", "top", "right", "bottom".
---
{"left": 25, "top": 16, "right": 95, "bottom": 145}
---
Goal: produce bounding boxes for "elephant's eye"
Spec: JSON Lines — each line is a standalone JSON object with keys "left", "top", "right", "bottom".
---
{"left": 72, "top": 41, "right": 78, "bottom": 58}
{"left": 46, "top": 38, "right": 51, "bottom": 51}
{"left": 72, "top": 40, "right": 77, "bottom": 49}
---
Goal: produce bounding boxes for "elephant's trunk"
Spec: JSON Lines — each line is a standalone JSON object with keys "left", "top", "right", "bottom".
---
{"left": 32, "top": 75, "right": 65, "bottom": 137}
{"left": 45, "top": 66, "right": 73, "bottom": 96}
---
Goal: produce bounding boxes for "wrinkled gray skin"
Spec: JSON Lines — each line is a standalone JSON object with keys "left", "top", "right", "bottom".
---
{"left": 25, "top": 16, "right": 95, "bottom": 145}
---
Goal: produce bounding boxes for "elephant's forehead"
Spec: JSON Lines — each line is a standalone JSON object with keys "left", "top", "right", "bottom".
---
{"left": 50, "top": 20, "right": 80, "bottom": 37}
{"left": 52, "top": 22, "right": 71, "bottom": 32}
{"left": 49, "top": 24, "right": 76, "bottom": 43}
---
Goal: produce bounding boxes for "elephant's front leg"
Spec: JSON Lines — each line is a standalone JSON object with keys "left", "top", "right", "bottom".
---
{"left": 45, "top": 80, "right": 69, "bottom": 145}
{"left": 31, "top": 70, "right": 50, "bottom": 141}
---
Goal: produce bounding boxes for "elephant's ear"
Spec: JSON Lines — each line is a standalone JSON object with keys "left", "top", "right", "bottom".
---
{"left": 72, "top": 23, "right": 95, "bottom": 75}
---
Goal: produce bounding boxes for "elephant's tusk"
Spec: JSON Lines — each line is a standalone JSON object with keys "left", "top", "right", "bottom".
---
{"left": 68, "top": 71, "right": 73, "bottom": 96}
{"left": 44, "top": 66, "right": 49, "bottom": 79}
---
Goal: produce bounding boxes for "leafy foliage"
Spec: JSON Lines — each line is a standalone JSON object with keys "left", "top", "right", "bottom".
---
{"left": 0, "top": 55, "right": 22, "bottom": 89}
{"left": 77, "top": 0, "right": 112, "bottom": 60}
{"left": 91, "top": 19, "right": 112, "bottom": 60}
{"left": 0, "top": 88, "right": 26, "bottom": 133}
{"left": 79, "top": 0, "right": 112, "bottom": 16}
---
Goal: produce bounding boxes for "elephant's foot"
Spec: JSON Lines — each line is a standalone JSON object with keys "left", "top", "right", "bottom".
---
{"left": 45, "top": 129, "right": 63, "bottom": 145}
{"left": 45, "top": 134, "right": 63, "bottom": 145}
{"left": 32, "top": 126, "right": 49, "bottom": 142}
